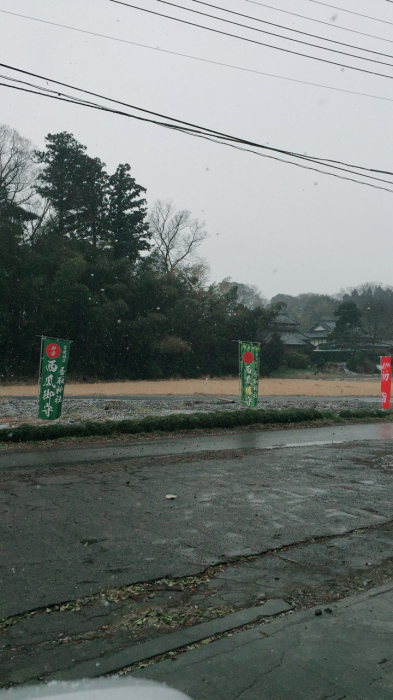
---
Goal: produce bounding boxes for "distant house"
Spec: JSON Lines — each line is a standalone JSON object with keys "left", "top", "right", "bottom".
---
{"left": 264, "top": 313, "right": 311, "bottom": 350}
{"left": 306, "top": 318, "right": 393, "bottom": 353}
{"left": 305, "top": 320, "right": 336, "bottom": 348}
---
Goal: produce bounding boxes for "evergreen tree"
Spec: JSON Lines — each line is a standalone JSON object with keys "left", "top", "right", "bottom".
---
{"left": 35, "top": 132, "right": 88, "bottom": 237}
{"left": 330, "top": 300, "right": 363, "bottom": 348}
{"left": 108, "top": 163, "right": 150, "bottom": 260}
{"left": 343, "top": 284, "right": 393, "bottom": 344}
{"left": 77, "top": 155, "right": 108, "bottom": 251}
{"left": 35, "top": 132, "right": 108, "bottom": 249}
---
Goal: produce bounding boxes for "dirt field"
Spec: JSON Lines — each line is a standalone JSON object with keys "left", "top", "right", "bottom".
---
{"left": 0, "top": 378, "right": 382, "bottom": 398}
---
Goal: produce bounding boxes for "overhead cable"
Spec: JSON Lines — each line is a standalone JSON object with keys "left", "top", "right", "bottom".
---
{"left": 306, "top": 0, "right": 393, "bottom": 26}
{"left": 3, "top": 9, "right": 393, "bottom": 105}
{"left": 147, "top": 0, "right": 393, "bottom": 68}
{"left": 3, "top": 78, "right": 393, "bottom": 194}
{"left": 3, "top": 60, "right": 393, "bottom": 177}
{"left": 243, "top": 0, "right": 393, "bottom": 45}
{"left": 111, "top": 0, "right": 393, "bottom": 81}
{"left": 2, "top": 65, "right": 393, "bottom": 191}
{"left": 174, "top": 0, "right": 393, "bottom": 60}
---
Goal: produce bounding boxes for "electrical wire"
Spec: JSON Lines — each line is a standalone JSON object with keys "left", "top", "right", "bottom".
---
{"left": 111, "top": 0, "right": 393, "bottom": 81}
{"left": 148, "top": 0, "right": 393, "bottom": 69}
{"left": 3, "top": 8, "right": 393, "bottom": 105}
{"left": 176, "top": 0, "right": 393, "bottom": 60}
{"left": 243, "top": 0, "right": 393, "bottom": 45}
{"left": 2, "top": 77, "right": 393, "bottom": 194}
{"left": 184, "top": 130, "right": 393, "bottom": 194}
{"left": 0, "top": 73, "right": 98, "bottom": 107}
{"left": 2, "top": 65, "right": 393, "bottom": 191}
{"left": 306, "top": 0, "right": 393, "bottom": 26}
{"left": 4, "top": 60, "right": 393, "bottom": 179}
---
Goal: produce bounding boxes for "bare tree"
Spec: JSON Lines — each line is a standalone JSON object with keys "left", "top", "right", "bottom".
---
{"left": 0, "top": 124, "right": 36, "bottom": 206}
{"left": 342, "top": 283, "right": 393, "bottom": 344}
{"left": 149, "top": 199, "right": 208, "bottom": 273}
{"left": 229, "top": 280, "right": 267, "bottom": 309}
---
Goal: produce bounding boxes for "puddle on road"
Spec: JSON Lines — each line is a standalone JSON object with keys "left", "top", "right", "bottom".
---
{"left": 264, "top": 440, "right": 345, "bottom": 450}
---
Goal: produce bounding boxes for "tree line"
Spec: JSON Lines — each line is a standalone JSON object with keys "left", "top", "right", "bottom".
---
{"left": 1, "top": 124, "right": 391, "bottom": 381}
{"left": 272, "top": 286, "right": 393, "bottom": 345}
{"left": 0, "top": 125, "right": 279, "bottom": 380}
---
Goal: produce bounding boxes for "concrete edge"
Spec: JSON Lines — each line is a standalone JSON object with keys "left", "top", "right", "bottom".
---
{"left": 331, "top": 581, "right": 393, "bottom": 610}
{"left": 48, "top": 600, "right": 292, "bottom": 682}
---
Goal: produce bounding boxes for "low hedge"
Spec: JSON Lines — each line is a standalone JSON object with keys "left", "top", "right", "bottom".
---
{"left": 0, "top": 407, "right": 389, "bottom": 444}
{"left": 285, "top": 353, "right": 311, "bottom": 369}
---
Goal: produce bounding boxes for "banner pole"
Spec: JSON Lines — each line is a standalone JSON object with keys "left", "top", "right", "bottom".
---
{"left": 238, "top": 340, "right": 241, "bottom": 403}
{"left": 37, "top": 335, "right": 44, "bottom": 403}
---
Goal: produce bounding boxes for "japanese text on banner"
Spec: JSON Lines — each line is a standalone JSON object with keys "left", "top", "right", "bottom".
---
{"left": 381, "top": 356, "right": 391, "bottom": 411}
{"left": 38, "top": 339, "right": 71, "bottom": 420}
{"left": 240, "top": 341, "right": 260, "bottom": 409}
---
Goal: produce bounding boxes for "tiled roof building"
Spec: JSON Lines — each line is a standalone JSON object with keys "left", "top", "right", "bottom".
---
{"left": 305, "top": 320, "right": 336, "bottom": 347}
{"left": 264, "top": 313, "right": 311, "bottom": 348}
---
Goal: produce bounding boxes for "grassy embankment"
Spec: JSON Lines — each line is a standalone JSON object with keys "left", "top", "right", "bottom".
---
{"left": 0, "top": 406, "right": 389, "bottom": 444}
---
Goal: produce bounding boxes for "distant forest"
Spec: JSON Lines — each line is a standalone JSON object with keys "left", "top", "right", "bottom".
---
{"left": 1, "top": 124, "right": 392, "bottom": 380}
{"left": 271, "top": 286, "right": 393, "bottom": 343}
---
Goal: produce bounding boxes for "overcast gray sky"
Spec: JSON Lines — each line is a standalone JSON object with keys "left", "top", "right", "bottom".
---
{"left": 1, "top": 0, "right": 393, "bottom": 298}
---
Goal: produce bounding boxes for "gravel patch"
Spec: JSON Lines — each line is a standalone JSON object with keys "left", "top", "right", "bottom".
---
{"left": 0, "top": 396, "right": 382, "bottom": 430}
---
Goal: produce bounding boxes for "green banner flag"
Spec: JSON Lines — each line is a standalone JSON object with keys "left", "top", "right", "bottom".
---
{"left": 240, "top": 341, "right": 260, "bottom": 408}
{"left": 38, "top": 338, "right": 71, "bottom": 420}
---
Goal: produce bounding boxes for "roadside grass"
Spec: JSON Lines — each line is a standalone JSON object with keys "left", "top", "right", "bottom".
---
{"left": 0, "top": 406, "right": 391, "bottom": 444}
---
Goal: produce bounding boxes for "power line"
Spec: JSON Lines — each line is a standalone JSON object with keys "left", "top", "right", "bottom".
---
{"left": 149, "top": 0, "right": 393, "bottom": 68}
{"left": 111, "top": 0, "right": 393, "bottom": 81}
{"left": 306, "top": 0, "right": 393, "bottom": 26}
{"left": 3, "top": 60, "right": 393, "bottom": 177}
{"left": 2, "top": 77, "right": 393, "bottom": 195}
{"left": 243, "top": 0, "right": 393, "bottom": 45}
{"left": 185, "top": 132, "right": 393, "bottom": 194}
{"left": 3, "top": 8, "right": 393, "bottom": 105}
{"left": 178, "top": 0, "right": 393, "bottom": 60}
{"left": 2, "top": 64, "right": 393, "bottom": 187}
{"left": 0, "top": 61, "right": 207, "bottom": 131}
{"left": 0, "top": 73, "right": 98, "bottom": 108}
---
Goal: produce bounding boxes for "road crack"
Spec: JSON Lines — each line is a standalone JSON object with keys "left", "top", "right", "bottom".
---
{"left": 4, "top": 516, "right": 393, "bottom": 626}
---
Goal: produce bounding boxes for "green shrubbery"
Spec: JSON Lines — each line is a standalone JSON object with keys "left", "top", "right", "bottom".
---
{"left": 285, "top": 353, "right": 311, "bottom": 369}
{"left": 346, "top": 352, "right": 379, "bottom": 374}
{"left": 0, "top": 407, "right": 388, "bottom": 444}
{"left": 260, "top": 332, "right": 286, "bottom": 376}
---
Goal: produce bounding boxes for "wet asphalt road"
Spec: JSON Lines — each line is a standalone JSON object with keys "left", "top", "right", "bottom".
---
{"left": 1, "top": 423, "right": 393, "bottom": 619}
{"left": 2, "top": 422, "right": 393, "bottom": 470}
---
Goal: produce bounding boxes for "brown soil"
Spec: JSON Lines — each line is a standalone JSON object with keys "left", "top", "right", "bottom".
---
{"left": 0, "top": 378, "right": 382, "bottom": 398}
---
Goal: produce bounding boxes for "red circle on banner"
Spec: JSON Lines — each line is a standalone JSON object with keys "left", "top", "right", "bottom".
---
{"left": 243, "top": 352, "right": 254, "bottom": 365}
{"left": 46, "top": 343, "right": 61, "bottom": 359}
